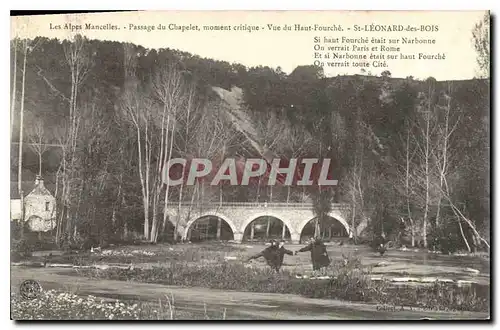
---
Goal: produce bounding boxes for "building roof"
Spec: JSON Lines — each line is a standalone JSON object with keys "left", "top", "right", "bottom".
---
{"left": 10, "top": 181, "right": 56, "bottom": 199}
{"left": 28, "top": 181, "right": 53, "bottom": 197}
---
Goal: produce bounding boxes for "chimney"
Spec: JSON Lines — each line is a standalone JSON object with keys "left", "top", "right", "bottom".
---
{"left": 35, "top": 175, "right": 44, "bottom": 186}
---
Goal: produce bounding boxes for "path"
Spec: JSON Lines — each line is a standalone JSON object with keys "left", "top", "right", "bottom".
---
{"left": 11, "top": 266, "right": 488, "bottom": 320}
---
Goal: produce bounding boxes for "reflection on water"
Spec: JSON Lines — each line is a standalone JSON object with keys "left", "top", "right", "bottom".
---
{"left": 326, "top": 245, "right": 490, "bottom": 284}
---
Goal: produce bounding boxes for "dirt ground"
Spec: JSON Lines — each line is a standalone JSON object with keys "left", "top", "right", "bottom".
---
{"left": 10, "top": 266, "right": 489, "bottom": 320}
{"left": 11, "top": 242, "right": 490, "bottom": 319}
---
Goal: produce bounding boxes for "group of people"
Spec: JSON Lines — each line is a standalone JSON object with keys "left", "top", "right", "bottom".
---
{"left": 246, "top": 237, "right": 331, "bottom": 273}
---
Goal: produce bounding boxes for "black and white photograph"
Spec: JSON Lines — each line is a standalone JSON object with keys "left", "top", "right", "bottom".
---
{"left": 9, "top": 10, "right": 490, "bottom": 320}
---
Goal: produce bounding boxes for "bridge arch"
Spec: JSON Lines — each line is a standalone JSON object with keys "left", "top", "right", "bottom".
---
{"left": 183, "top": 212, "right": 238, "bottom": 240}
{"left": 240, "top": 211, "right": 295, "bottom": 237}
{"left": 298, "top": 212, "right": 350, "bottom": 239}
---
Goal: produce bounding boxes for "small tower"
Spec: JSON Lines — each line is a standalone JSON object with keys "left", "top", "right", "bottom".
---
{"left": 24, "top": 175, "right": 56, "bottom": 232}
{"left": 31, "top": 175, "right": 49, "bottom": 195}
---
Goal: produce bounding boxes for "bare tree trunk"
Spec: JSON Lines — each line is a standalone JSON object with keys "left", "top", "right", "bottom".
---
{"left": 17, "top": 39, "right": 27, "bottom": 197}
{"left": 187, "top": 224, "right": 192, "bottom": 241}
{"left": 435, "top": 92, "right": 451, "bottom": 229}
{"left": 122, "top": 43, "right": 151, "bottom": 240}
{"left": 255, "top": 176, "right": 262, "bottom": 202}
{"left": 266, "top": 217, "right": 271, "bottom": 239}
{"left": 159, "top": 118, "right": 176, "bottom": 242}
{"left": 351, "top": 184, "right": 356, "bottom": 241}
{"left": 11, "top": 39, "right": 17, "bottom": 140}
{"left": 456, "top": 217, "right": 471, "bottom": 253}
{"left": 216, "top": 218, "right": 221, "bottom": 240}
{"left": 281, "top": 221, "right": 286, "bottom": 239}
{"left": 175, "top": 182, "right": 185, "bottom": 242}
{"left": 150, "top": 196, "right": 159, "bottom": 242}
{"left": 111, "top": 170, "right": 123, "bottom": 229}
{"left": 19, "top": 192, "right": 24, "bottom": 239}
{"left": 173, "top": 182, "right": 188, "bottom": 242}
{"left": 51, "top": 158, "right": 63, "bottom": 240}
{"left": 150, "top": 101, "right": 169, "bottom": 244}
{"left": 205, "top": 220, "right": 209, "bottom": 240}
{"left": 442, "top": 176, "right": 488, "bottom": 249}
{"left": 349, "top": 103, "right": 364, "bottom": 242}
{"left": 405, "top": 121, "right": 415, "bottom": 247}
{"left": 409, "top": 218, "right": 415, "bottom": 247}
{"left": 56, "top": 148, "right": 66, "bottom": 244}
{"left": 435, "top": 85, "right": 458, "bottom": 233}
{"left": 422, "top": 87, "right": 432, "bottom": 248}
{"left": 124, "top": 222, "right": 129, "bottom": 240}
{"left": 38, "top": 150, "right": 42, "bottom": 176}
{"left": 250, "top": 222, "right": 255, "bottom": 241}
{"left": 62, "top": 36, "right": 90, "bottom": 241}
{"left": 135, "top": 125, "right": 149, "bottom": 240}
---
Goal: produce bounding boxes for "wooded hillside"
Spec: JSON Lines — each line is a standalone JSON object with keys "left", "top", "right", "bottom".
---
{"left": 10, "top": 36, "right": 489, "bottom": 250}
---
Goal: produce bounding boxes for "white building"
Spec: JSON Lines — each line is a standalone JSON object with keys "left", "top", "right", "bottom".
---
{"left": 10, "top": 176, "right": 57, "bottom": 232}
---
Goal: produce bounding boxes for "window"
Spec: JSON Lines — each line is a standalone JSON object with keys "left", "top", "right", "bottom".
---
{"left": 45, "top": 202, "right": 50, "bottom": 211}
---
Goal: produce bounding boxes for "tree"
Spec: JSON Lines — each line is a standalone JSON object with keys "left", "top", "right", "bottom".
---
{"left": 17, "top": 39, "right": 28, "bottom": 198}
{"left": 11, "top": 39, "right": 18, "bottom": 141}
{"left": 432, "top": 85, "right": 489, "bottom": 251}
{"left": 420, "top": 81, "right": 435, "bottom": 248}
{"left": 14, "top": 37, "right": 35, "bottom": 235}
{"left": 312, "top": 189, "right": 333, "bottom": 238}
{"left": 289, "top": 65, "right": 324, "bottom": 80}
{"left": 152, "top": 62, "right": 193, "bottom": 242}
{"left": 119, "top": 84, "right": 154, "bottom": 240}
{"left": 27, "top": 119, "right": 49, "bottom": 176}
{"left": 472, "top": 12, "right": 490, "bottom": 78}
{"left": 381, "top": 70, "right": 391, "bottom": 78}
{"left": 61, "top": 35, "right": 92, "bottom": 241}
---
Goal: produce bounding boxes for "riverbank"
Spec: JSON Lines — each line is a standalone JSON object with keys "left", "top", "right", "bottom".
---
{"left": 11, "top": 267, "right": 489, "bottom": 320}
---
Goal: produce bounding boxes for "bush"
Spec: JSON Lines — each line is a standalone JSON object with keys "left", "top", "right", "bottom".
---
{"left": 11, "top": 221, "right": 23, "bottom": 240}
{"left": 427, "top": 220, "right": 463, "bottom": 254}
{"left": 11, "top": 239, "right": 33, "bottom": 259}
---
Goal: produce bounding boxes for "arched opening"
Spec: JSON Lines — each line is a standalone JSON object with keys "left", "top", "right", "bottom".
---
{"left": 243, "top": 216, "right": 291, "bottom": 242}
{"left": 187, "top": 215, "right": 234, "bottom": 242}
{"left": 300, "top": 215, "right": 348, "bottom": 242}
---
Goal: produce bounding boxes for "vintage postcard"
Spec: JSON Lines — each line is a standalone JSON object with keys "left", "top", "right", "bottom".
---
{"left": 10, "top": 10, "right": 490, "bottom": 320}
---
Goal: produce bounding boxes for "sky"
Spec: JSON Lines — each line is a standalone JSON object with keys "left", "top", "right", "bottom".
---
{"left": 11, "top": 11, "right": 488, "bottom": 80}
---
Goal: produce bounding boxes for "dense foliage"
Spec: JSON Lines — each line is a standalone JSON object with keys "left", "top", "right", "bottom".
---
{"left": 10, "top": 34, "right": 489, "bottom": 250}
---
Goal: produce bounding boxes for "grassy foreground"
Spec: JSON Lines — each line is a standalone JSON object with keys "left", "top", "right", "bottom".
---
{"left": 74, "top": 256, "right": 489, "bottom": 313}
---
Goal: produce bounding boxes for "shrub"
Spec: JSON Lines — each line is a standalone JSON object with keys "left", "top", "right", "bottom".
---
{"left": 11, "top": 239, "right": 33, "bottom": 259}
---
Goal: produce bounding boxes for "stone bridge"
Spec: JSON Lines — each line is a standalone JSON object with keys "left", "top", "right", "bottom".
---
{"left": 165, "top": 202, "right": 352, "bottom": 243}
